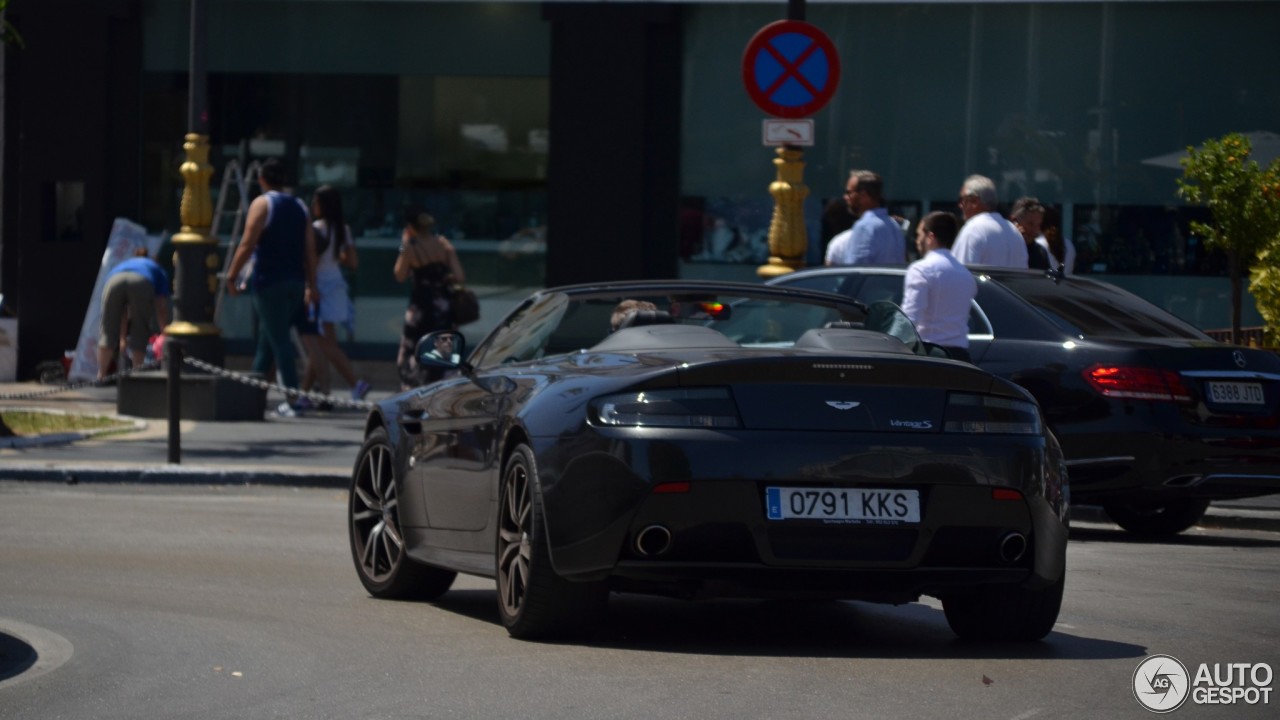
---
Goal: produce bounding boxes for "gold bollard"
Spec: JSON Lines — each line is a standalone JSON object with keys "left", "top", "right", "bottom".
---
{"left": 757, "top": 145, "right": 810, "bottom": 279}
{"left": 166, "top": 133, "right": 224, "bottom": 366}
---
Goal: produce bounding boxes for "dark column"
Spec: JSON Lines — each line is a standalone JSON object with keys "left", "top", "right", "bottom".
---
{"left": 542, "top": 3, "right": 682, "bottom": 286}
{"left": 3, "top": 0, "right": 142, "bottom": 380}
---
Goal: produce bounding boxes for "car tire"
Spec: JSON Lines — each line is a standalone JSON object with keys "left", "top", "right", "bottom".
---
{"left": 496, "top": 443, "right": 607, "bottom": 640}
{"left": 942, "top": 574, "right": 1064, "bottom": 642}
{"left": 1103, "top": 498, "right": 1210, "bottom": 537}
{"left": 349, "top": 427, "right": 457, "bottom": 600}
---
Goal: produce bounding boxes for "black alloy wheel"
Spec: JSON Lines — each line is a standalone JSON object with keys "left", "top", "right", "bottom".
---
{"left": 496, "top": 444, "right": 606, "bottom": 639}
{"left": 349, "top": 427, "right": 456, "bottom": 599}
{"left": 1103, "top": 498, "right": 1211, "bottom": 537}
{"left": 942, "top": 573, "right": 1065, "bottom": 642}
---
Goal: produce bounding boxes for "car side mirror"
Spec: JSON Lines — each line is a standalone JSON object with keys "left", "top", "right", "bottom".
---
{"left": 416, "top": 330, "right": 465, "bottom": 370}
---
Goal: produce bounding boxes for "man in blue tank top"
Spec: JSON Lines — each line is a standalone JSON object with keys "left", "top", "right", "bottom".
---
{"left": 225, "top": 159, "right": 318, "bottom": 414}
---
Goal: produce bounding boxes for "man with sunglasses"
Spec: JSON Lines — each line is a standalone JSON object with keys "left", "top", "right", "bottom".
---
{"left": 824, "top": 170, "right": 906, "bottom": 267}
{"left": 951, "top": 174, "right": 1028, "bottom": 269}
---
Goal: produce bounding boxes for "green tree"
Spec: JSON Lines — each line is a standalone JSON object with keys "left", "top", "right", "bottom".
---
{"left": 1177, "top": 133, "right": 1280, "bottom": 344}
{"left": 1, "top": 0, "right": 22, "bottom": 48}
{"left": 1248, "top": 174, "right": 1280, "bottom": 345}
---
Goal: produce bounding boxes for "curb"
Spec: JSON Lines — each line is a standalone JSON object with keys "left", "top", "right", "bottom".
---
{"left": 1071, "top": 504, "right": 1280, "bottom": 534}
{"left": 1, "top": 464, "right": 348, "bottom": 489}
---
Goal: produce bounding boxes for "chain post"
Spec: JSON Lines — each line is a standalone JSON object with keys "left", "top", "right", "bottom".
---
{"left": 167, "top": 339, "right": 182, "bottom": 464}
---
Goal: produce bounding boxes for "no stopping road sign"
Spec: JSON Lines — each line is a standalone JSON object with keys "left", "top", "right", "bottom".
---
{"left": 742, "top": 20, "right": 841, "bottom": 119}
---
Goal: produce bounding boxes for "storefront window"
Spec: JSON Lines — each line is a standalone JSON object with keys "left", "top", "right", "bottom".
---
{"left": 140, "top": 1, "right": 550, "bottom": 349}
{"left": 678, "top": 0, "right": 1278, "bottom": 295}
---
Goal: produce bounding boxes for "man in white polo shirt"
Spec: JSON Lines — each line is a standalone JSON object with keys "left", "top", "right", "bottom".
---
{"left": 902, "top": 211, "right": 977, "bottom": 362}
{"left": 951, "top": 174, "right": 1028, "bottom": 269}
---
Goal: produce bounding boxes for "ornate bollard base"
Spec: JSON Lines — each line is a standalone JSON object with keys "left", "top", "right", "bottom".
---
{"left": 756, "top": 145, "right": 810, "bottom": 279}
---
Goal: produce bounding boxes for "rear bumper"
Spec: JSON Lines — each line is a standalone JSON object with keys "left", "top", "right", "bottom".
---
{"left": 533, "top": 427, "right": 1067, "bottom": 597}
{"left": 1062, "top": 431, "right": 1280, "bottom": 502}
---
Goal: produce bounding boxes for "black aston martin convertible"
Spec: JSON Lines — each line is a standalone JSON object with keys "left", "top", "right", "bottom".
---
{"left": 347, "top": 281, "right": 1069, "bottom": 641}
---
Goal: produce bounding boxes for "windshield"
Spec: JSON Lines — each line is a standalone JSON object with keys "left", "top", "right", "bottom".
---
{"left": 468, "top": 285, "right": 904, "bottom": 367}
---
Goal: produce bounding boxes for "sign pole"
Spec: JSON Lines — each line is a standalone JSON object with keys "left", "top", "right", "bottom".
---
{"left": 168, "top": 0, "right": 225, "bottom": 369}
{"left": 756, "top": 1, "right": 807, "bottom": 278}
{"left": 742, "top": 14, "right": 838, "bottom": 279}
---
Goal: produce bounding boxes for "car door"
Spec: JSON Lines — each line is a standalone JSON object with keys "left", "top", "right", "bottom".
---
{"left": 401, "top": 375, "right": 505, "bottom": 534}
{"left": 408, "top": 292, "right": 570, "bottom": 534}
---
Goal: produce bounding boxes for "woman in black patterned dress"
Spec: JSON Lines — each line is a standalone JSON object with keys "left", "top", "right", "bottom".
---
{"left": 393, "top": 208, "right": 466, "bottom": 390}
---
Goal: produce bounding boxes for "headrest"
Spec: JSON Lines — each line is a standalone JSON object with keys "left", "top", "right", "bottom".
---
{"left": 618, "top": 309, "right": 675, "bottom": 329}
{"left": 591, "top": 323, "right": 737, "bottom": 352}
{"left": 795, "top": 328, "right": 913, "bottom": 355}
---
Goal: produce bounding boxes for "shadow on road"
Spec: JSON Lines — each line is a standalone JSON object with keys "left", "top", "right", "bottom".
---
{"left": 421, "top": 589, "right": 1144, "bottom": 661}
{"left": 1070, "top": 525, "right": 1280, "bottom": 548}
{"left": 0, "top": 632, "right": 37, "bottom": 684}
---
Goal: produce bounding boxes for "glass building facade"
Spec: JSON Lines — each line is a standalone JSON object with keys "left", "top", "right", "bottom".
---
{"left": 135, "top": 0, "right": 1278, "bottom": 347}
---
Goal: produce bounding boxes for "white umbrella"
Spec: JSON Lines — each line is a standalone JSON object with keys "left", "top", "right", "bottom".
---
{"left": 1142, "top": 130, "right": 1280, "bottom": 169}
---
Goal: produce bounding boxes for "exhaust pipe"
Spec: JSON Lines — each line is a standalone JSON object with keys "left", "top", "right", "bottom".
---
{"left": 1163, "top": 474, "right": 1205, "bottom": 488}
{"left": 634, "top": 525, "right": 672, "bottom": 557}
{"left": 999, "top": 532, "right": 1028, "bottom": 563}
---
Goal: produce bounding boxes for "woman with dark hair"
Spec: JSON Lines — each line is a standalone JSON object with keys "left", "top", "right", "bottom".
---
{"left": 304, "top": 185, "right": 369, "bottom": 401}
{"left": 394, "top": 206, "right": 466, "bottom": 390}
{"left": 1036, "top": 207, "right": 1077, "bottom": 276}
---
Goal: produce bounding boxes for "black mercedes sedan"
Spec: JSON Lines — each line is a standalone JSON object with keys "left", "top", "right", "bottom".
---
{"left": 769, "top": 267, "right": 1280, "bottom": 536}
{"left": 348, "top": 281, "right": 1068, "bottom": 641}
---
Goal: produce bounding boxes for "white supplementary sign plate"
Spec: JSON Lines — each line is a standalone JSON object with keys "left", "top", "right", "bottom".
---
{"left": 1207, "top": 381, "right": 1265, "bottom": 405}
{"left": 766, "top": 487, "right": 920, "bottom": 524}
{"left": 762, "top": 119, "right": 815, "bottom": 147}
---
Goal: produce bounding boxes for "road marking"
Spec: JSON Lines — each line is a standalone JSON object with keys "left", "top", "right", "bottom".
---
{"left": 0, "top": 617, "right": 75, "bottom": 691}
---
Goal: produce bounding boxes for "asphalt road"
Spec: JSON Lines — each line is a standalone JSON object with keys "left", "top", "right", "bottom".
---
{"left": 1, "top": 481, "right": 1277, "bottom": 720}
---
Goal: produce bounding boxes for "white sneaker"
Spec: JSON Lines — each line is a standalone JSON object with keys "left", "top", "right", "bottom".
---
{"left": 274, "top": 401, "right": 299, "bottom": 418}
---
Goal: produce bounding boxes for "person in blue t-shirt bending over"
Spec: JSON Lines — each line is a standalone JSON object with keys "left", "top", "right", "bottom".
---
{"left": 97, "top": 248, "right": 171, "bottom": 380}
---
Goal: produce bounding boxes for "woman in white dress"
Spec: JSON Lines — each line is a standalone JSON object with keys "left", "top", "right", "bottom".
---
{"left": 302, "top": 185, "right": 370, "bottom": 402}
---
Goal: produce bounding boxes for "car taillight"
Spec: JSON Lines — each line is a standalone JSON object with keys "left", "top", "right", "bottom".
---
{"left": 943, "top": 393, "right": 1042, "bottom": 435}
{"left": 1083, "top": 365, "right": 1192, "bottom": 403}
{"left": 593, "top": 387, "right": 741, "bottom": 428}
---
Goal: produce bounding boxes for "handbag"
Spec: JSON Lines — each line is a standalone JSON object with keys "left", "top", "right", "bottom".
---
{"left": 450, "top": 284, "right": 480, "bottom": 326}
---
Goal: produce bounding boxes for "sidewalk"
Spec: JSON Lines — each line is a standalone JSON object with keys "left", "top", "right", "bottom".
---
{"left": 0, "top": 361, "right": 388, "bottom": 488}
{"left": 0, "top": 284, "right": 529, "bottom": 488}
{"left": 1, "top": 372, "right": 1278, "bottom": 533}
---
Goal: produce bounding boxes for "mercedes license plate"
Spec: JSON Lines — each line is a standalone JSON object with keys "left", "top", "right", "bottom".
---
{"left": 766, "top": 487, "right": 920, "bottom": 524}
{"left": 1207, "top": 381, "right": 1265, "bottom": 405}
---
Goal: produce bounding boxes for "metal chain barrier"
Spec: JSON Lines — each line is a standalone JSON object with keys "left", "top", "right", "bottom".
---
{"left": 0, "top": 355, "right": 373, "bottom": 412}
{"left": 0, "top": 360, "right": 162, "bottom": 402}
{"left": 181, "top": 355, "right": 374, "bottom": 411}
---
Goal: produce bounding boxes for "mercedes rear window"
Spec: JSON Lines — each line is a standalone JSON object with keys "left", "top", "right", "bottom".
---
{"left": 996, "top": 276, "right": 1207, "bottom": 340}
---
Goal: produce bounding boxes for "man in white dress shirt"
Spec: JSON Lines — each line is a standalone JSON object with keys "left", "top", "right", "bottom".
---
{"left": 902, "top": 211, "right": 978, "bottom": 362}
{"left": 951, "top": 174, "right": 1028, "bottom": 269}
{"left": 824, "top": 170, "right": 906, "bottom": 267}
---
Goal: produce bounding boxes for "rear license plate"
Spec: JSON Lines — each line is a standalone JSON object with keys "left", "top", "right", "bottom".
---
{"left": 1207, "top": 381, "right": 1265, "bottom": 405}
{"left": 766, "top": 487, "right": 920, "bottom": 524}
